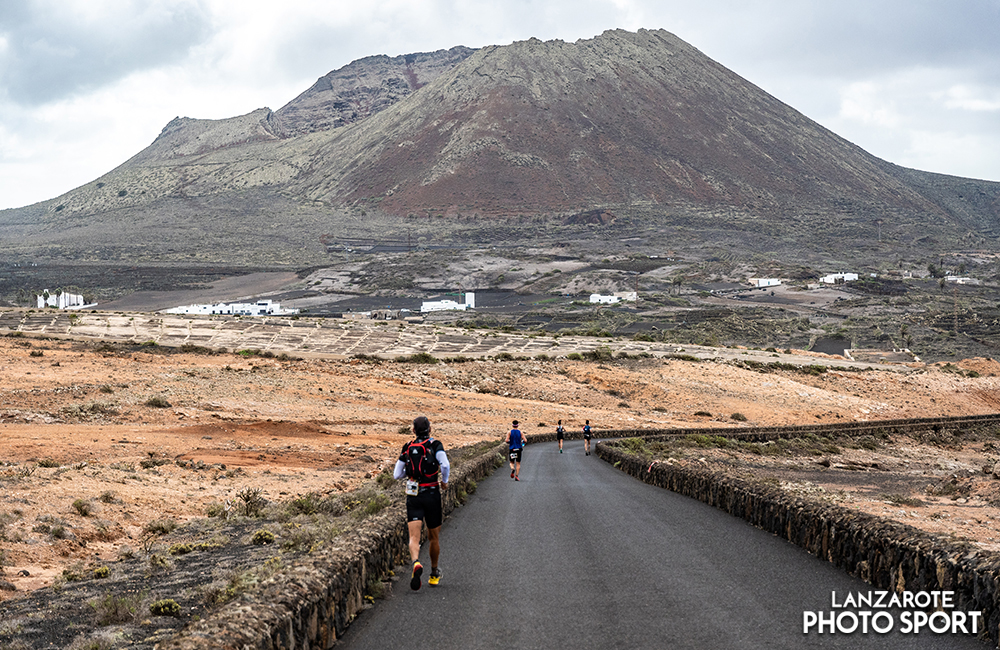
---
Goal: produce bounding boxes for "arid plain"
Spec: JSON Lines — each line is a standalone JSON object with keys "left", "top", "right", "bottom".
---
{"left": 2, "top": 328, "right": 1000, "bottom": 601}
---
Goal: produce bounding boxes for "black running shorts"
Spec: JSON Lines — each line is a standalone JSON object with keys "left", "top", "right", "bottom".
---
{"left": 508, "top": 448, "right": 522, "bottom": 462}
{"left": 406, "top": 488, "right": 443, "bottom": 529}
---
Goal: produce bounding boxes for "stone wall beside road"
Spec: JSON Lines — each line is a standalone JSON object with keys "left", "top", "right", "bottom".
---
{"left": 158, "top": 442, "right": 505, "bottom": 650}
{"left": 597, "top": 441, "right": 1000, "bottom": 646}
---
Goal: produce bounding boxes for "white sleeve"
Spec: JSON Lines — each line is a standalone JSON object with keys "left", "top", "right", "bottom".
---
{"left": 393, "top": 459, "right": 406, "bottom": 480}
{"left": 436, "top": 450, "right": 450, "bottom": 483}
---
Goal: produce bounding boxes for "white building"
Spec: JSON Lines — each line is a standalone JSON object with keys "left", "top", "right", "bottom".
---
{"left": 589, "top": 291, "right": 637, "bottom": 304}
{"left": 164, "top": 299, "right": 298, "bottom": 316}
{"left": 748, "top": 278, "right": 781, "bottom": 288}
{"left": 819, "top": 273, "right": 859, "bottom": 284}
{"left": 945, "top": 276, "right": 981, "bottom": 285}
{"left": 36, "top": 290, "right": 94, "bottom": 310}
{"left": 421, "top": 292, "right": 475, "bottom": 313}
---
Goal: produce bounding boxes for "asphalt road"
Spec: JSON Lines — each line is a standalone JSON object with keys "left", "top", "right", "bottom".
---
{"left": 336, "top": 441, "right": 986, "bottom": 649}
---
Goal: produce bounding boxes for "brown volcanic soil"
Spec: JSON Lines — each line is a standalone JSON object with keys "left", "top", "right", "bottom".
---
{"left": 2, "top": 335, "right": 1000, "bottom": 602}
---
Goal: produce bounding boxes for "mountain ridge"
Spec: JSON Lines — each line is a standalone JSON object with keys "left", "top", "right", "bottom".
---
{"left": 2, "top": 28, "right": 999, "bottom": 266}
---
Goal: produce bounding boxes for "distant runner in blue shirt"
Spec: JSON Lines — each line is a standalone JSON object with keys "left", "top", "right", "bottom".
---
{"left": 505, "top": 419, "right": 527, "bottom": 481}
{"left": 583, "top": 419, "right": 592, "bottom": 456}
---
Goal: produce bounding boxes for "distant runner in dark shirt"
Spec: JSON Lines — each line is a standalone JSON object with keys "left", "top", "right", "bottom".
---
{"left": 556, "top": 419, "right": 565, "bottom": 453}
{"left": 583, "top": 419, "right": 592, "bottom": 456}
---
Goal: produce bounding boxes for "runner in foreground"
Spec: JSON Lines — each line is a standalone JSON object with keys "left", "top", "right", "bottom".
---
{"left": 394, "top": 415, "right": 450, "bottom": 589}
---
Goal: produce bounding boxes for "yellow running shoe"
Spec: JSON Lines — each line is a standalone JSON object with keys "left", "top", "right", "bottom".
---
{"left": 428, "top": 567, "right": 442, "bottom": 586}
{"left": 410, "top": 561, "right": 423, "bottom": 590}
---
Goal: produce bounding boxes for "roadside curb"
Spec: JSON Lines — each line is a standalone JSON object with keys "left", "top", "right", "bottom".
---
{"left": 157, "top": 442, "right": 505, "bottom": 650}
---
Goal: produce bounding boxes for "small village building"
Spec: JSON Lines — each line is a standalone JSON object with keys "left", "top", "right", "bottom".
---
{"left": 36, "top": 290, "right": 94, "bottom": 310}
{"left": 163, "top": 300, "right": 298, "bottom": 316}
{"left": 590, "top": 291, "right": 638, "bottom": 304}
{"left": 748, "top": 278, "right": 781, "bottom": 288}
{"left": 421, "top": 292, "right": 475, "bottom": 313}
{"left": 819, "top": 273, "right": 859, "bottom": 284}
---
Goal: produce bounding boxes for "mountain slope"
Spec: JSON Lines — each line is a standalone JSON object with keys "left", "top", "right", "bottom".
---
{"left": 2, "top": 28, "right": 999, "bottom": 265}
{"left": 289, "top": 29, "right": 952, "bottom": 217}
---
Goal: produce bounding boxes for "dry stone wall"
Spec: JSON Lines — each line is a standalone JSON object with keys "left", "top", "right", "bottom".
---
{"left": 597, "top": 441, "right": 1000, "bottom": 646}
{"left": 158, "top": 443, "right": 505, "bottom": 650}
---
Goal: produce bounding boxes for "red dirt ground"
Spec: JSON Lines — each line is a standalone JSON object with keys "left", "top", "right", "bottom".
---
{"left": 2, "top": 335, "right": 999, "bottom": 599}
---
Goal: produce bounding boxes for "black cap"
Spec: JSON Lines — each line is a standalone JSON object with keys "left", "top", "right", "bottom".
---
{"left": 413, "top": 416, "right": 431, "bottom": 438}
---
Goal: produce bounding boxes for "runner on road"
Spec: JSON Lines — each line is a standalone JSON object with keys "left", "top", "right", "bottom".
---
{"left": 583, "top": 420, "right": 592, "bottom": 456}
{"left": 556, "top": 419, "right": 565, "bottom": 453}
{"left": 394, "top": 415, "right": 449, "bottom": 590}
{"left": 506, "top": 420, "right": 526, "bottom": 480}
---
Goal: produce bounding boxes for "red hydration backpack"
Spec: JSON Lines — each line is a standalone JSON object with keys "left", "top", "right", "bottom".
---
{"left": 405, "top": 438, "right": 440, "bottom": 486}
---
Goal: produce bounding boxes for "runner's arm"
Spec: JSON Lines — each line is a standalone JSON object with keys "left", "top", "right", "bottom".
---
{"left": 393, "top": 460, "right": 406, "bottom": 480}
{"left": 436, "top": 450, "right": 450, "bottom": 483}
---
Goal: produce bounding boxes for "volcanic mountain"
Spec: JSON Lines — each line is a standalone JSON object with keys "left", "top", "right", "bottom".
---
{"left": 2, "top": 28, "right": 999, "bottom": 265}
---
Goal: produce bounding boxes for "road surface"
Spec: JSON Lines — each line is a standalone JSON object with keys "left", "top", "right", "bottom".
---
{"left": 336, "top": 441, "right": 986, "bottom": 649}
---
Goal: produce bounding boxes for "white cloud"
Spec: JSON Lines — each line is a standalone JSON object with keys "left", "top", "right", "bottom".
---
{"left": 942, "top": 85, "right": 1000, "bottom": 112}
{"left": 903, "top": 130, "right": 1000, "bottom": 182}
{"left": 838, "top": 81, "right": 902, "bottom": 128}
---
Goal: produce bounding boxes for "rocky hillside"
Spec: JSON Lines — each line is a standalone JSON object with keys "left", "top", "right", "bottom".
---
{"left": 275, "top": 46, "right": 476, "bottom": 136}
{"left": 1, "top": 28, "right": 999, "bottom": 266}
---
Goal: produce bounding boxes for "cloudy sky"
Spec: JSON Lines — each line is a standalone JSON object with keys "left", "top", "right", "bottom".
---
{"left": 1, "top": 0, "right": 998, "bottom": 210}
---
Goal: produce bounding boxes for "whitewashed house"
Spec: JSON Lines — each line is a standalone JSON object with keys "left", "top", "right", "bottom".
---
{"left": 421, "top": 292, "right": 475, "bottom": 313}
{"left": 36, "top": 290, "right": 94, "bottom": 310}
{"left": 164, "top": 300, "right": 298, "bottom": 316}
{"left": 819, "top": 273, "right": 859, "bottom": 284}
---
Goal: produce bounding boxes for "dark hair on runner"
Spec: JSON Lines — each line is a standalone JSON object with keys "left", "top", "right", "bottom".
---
{"left": 512, "top": 420, "right": 519, "bottom": 427}
{"left": 413, "top": 416, "right": 431, "bottom": 438}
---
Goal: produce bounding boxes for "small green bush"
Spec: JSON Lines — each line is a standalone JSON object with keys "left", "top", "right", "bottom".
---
{"left": 236, "top": 487, "right": 267, "bottom": 517}
{"left": 144, "top": 396, "right": 171, "bottom": 408}
{"left": 251, "top": 529, "right": 275, "bottom": 545}
{"left": 149, "top": 599, "right": 181, "bottom": 617}
{"left": 144, "top": 519, "right": 177, "bottom": 535}
{"left": 148, "top": 554, "right": 171, "bottom": 574}
{"left": 395, "top": 352, "right": 438, "bottom": 364}
{"left": 89, "top": 591, "right": 147, "bottom": 625}
{"left": 168, "top": 543, "right": 194, "bottom": 555}
{"left": 730, "top": 413, "right": 748, "bottom": 422}
{"left": 72, "top": 499, "right": 93, "bottom": 517}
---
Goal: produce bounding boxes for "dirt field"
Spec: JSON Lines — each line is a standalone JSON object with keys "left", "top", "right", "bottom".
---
{"left": 1, "top": 333, "right": 1000, "bottom": 602}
